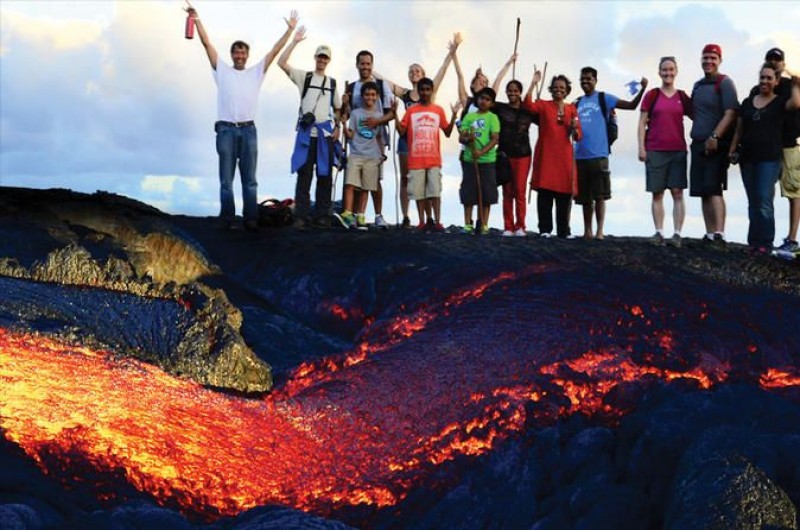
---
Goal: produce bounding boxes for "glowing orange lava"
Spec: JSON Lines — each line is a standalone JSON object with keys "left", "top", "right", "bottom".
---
{"left": 1, "top": 268, "right": 795, "bottom": 522}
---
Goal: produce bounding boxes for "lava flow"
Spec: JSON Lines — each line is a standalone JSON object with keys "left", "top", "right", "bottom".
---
{"left": 2, "top": 269, "right": 799, "bottom": 522}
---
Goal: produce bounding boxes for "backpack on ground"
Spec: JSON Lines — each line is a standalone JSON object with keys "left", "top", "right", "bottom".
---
{"left": 258, "top": 199, "right": 294, "bottom": 228}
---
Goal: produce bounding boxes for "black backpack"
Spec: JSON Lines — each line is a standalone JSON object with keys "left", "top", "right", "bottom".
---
{"left": 345, "top": 79, "right": 388, "bottom": 114}
{"left": 301, "top": 72, "right": 337, "bottom": 108}
{"left": 258, "top": 199, "right": 294, "bottom": 228}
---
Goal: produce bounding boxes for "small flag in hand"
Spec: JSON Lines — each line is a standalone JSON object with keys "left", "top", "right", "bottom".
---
{"left": 625, "top": 80, "right": 640, "bottom": 96}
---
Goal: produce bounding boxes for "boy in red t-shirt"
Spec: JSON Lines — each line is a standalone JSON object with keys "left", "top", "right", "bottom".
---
{"left": 395, "top": 77, "right": 459, "bottom": 230}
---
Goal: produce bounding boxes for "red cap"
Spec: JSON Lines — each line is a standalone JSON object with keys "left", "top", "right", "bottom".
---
{"left": 702, "top": 44, "right": 722, "bottom": 59}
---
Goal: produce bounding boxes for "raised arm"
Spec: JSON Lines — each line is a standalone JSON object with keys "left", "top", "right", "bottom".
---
{"left": 525, "top": 67, "right": 542, "bottom": 101}
{"left": 616, "top": 77, "right": 650, "bottom": 110}
{"left": 262, "top": 10, "right": 299, "bottom": 74}
{"left": 451, "top": 38, "right": 469, "bottom": 108}
{"left": 278, "top": 25, "right": 305, "bottom": 76}
{"left": 185, "top": 3, "right": 218, "bottom": 70}
{"left": 491, "top": 53, "right": 518, "bottom": 93}
{"left": 432, "top": 32, "right": 462, "bottom": 97}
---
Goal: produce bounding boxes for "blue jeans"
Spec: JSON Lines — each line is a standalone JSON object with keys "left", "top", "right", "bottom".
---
{"left": 216, "top": 122, "right": 258, "bottom": 221}
{"left": 740, "top": 159, "right": 781, "bottom": 248}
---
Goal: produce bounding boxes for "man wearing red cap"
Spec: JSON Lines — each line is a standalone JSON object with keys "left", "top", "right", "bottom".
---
{"left": 689, "top": 43, "right": 739, "bottom": 246}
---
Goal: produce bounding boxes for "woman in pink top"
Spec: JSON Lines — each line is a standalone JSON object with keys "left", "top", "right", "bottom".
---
{"left": 637, "top": 56, "right": 694, "bottom": 246}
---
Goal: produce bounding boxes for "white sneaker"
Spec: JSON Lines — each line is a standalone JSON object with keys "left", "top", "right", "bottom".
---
{"left": 502, "top": 230, "right": 514, "bottom": 237}
{"left": 539, "top": 232, "right": 552, "bottom": 238}
{"left": 514, "top": 228, "right": 527, "bottom": 237}
{"left": 374, "top": 214, "right": 389, "bottom": 229}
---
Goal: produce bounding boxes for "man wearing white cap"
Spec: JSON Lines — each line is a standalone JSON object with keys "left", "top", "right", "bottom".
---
{"left": 279, "top": 27, "right": 342, "bottom": 228}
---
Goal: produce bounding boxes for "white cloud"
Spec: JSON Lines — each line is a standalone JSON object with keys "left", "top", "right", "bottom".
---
{"left": 1, "top": 1, "right": 798, "bottom": 242}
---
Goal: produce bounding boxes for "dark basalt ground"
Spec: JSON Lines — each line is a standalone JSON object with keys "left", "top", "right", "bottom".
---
{"left": 1, "top": 186, "right": 799, "bottom": 530}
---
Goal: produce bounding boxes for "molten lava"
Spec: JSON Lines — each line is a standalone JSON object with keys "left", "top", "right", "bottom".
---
{"left": 1, "top": 269, "right": 798, "bottom": 521}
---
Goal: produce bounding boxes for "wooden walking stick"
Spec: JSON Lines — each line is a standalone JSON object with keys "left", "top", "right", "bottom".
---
{"left": 536, "top": 61, "right": 548, "bottom": 100}
{"left": 512, "top": 18, "right": 521, "bottom": 80}
{"left": 472, "top": 141, "right": 485, "bottom": 233}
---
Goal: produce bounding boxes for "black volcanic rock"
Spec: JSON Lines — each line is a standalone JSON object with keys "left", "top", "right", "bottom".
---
{"left": 0, "top": 187, "right": 271, "bottom": 392}
{"left": 2, "top": 187, "right": 800, "bottom": 530}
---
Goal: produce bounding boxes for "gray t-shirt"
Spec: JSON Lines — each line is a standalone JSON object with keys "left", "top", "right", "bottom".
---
{"left": 690, "top": 74, "right": 739, "bottom": 141}
{"left": 349, "top": 108, "right": 384, "bottom": 159}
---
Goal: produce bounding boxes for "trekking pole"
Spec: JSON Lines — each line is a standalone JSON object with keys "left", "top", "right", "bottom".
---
{"left": 536, "top": 61, "right": 548, "bottom": 100}
{"left": 512, "top": 18, "right": 520, "bottom": 80}
{"left": 392, "top": 125, "right": 400, "bottom": 227}
{"left": 472, "top": 141, "right": 485, "bottom": 234}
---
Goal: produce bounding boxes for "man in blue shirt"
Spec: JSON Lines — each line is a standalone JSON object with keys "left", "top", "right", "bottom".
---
{"left": 575, "top": 67, "right": 647, "bottom": 239}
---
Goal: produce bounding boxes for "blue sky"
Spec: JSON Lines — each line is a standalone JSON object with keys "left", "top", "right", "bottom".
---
{"left": 1, "top": 1, "right": 799, "bottom": 243}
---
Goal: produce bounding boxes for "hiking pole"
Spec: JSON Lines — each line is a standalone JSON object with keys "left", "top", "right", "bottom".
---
{"left": 472, "top": 141, "right": 485, "bottom": 234}
{"left": 512, "top": 18, "right": 520, "bottom": 80}
{"left": 536, "top": 61, "right": 548, "bottom": 100}
{"left": 392, "top": 125, "right": 400, "bottom": 228}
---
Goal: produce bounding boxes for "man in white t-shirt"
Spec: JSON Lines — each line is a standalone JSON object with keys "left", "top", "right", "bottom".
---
{"left": 186, "top": 4, "right": 297, "bottom": 231}
{"left": 278, "top": 26, "right": 342, "bottom": 228}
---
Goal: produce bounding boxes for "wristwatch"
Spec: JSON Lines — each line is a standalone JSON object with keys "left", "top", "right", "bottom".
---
{"left": 710, "top": 132, "right": 719, "bottom": 140}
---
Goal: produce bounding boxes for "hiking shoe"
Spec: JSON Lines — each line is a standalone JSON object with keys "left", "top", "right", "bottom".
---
{"left": 222, "top": 219, "right": 240, "bottom": 231}
{"left": 312, "top": 216, "right": 331, "bottom": 228}
{"left": 461, "top": 225, "right": 474, "bottom": 235}
{"left": 670, "top": 234, "right": 682, "bottom": 247}
{"left": 355, "top": 214, "right": 369, "bottom": 231}
{"left": 401, "top": 216, "right": 411, "bottom": 229}
{"left": 431, "top": 223, "right": 446, "bottom": 232}
{"left": 651, "top": 232, "right": 665, "bottom": 246}
{"left": 374, "top": 214, "right": 389, "bottom": 229}
{"left": 502, "top": 230, "right": 514, "bottom": 237}
{"left": 480, "top": 224, "right": 490, "bottom": 235}
{"left": 774, "top": 238, "right": 799, "bottom": 256}
{"left": 416, "top": 222, "right": 428, "bottom": 231}
{"left": 712, "top": 233, "right": 726, "bottom": 248}
{"left": 514, "top": 228, "right": 527, "bottom": 237}
{"left": 335, "top": 211, "right": 355, "bottom": 229}
{"left": 773, "top": 238, "right": 798, "bottom": 260}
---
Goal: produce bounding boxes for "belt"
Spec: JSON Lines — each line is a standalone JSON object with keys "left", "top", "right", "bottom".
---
{"left": 216, "top": 120, "right": 255, "bottom": 128}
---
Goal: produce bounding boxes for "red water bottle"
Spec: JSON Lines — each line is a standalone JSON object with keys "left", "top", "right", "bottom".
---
{"left": 184, "top": 14, "right": 195, "bottom": 39}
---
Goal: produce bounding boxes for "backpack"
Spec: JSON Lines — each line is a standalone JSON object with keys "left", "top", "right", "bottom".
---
{"left": 577, "top": 91, "right": 617, "bottom": 152}
{"left": 301, "top": 72, "right": 337, "bottom": 110}
{"left": 258, "top": 199, "right": 294, "bottom": 228}
{"left": 345, "top": 78, "right": 388, "bottom": 114}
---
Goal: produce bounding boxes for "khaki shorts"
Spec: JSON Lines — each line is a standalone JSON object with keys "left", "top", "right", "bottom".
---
{"left": 408, "top": 167, "right": 443, "bottom": 200}
{"left": 780, "top": 146, "right": 800, "bottom": 199}
{"left": 345, "top": 156, "right": 380, "bottom": 192}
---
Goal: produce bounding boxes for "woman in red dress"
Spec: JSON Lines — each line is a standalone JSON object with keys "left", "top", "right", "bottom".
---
{"left": 523, "top": 73, "right": 583, "bottom": 238}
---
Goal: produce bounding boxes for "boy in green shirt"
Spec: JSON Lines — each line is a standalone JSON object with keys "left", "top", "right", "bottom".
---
{"left": 458, "top": 87, "right": 500, "bottom": 234}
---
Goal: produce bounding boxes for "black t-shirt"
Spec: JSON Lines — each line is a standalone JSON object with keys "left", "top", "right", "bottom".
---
{"left": 739, "top": 92, "right": 790, "bottom": 162}
{"left": 749, "top": 77, "right": 799, "bottom": 147}
{"left": 493, "top": 102, "right": 535, "bottom": 158}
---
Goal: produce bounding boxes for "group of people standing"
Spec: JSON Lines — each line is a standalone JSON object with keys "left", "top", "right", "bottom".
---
{"left": 185, "top": 5, "right": 800, "bottom": 258}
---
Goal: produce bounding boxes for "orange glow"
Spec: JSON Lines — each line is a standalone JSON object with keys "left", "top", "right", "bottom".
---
{"left": 760, "top": 368, "right": 800, "bottom": 388}
{"left": 2, "top": 271, "right": 795, "bottom": 522}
